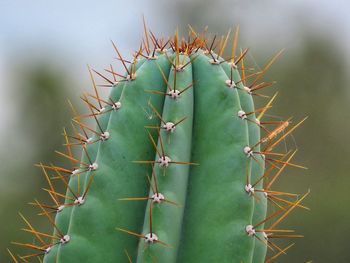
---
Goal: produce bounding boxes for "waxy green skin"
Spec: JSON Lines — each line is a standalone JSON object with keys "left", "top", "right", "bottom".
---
{"left": 137, "top": 55, "right": 193, "bottom": 263}
{"left": 220, "top": 61, "right": 267, "bottom": 263}
{"left": 43, "top": 59, "right": 146, "bottom": 263}
{"left": 43, "top": 83, "right": 126, "bottom": 263}
{"left": 44, "top": 50, "right": 266, "bottom": 263}
{"left": 44, "top": 84, "right": 125, "bottom": 262}
{"left": 178, "top": 53, "right": 253, "bottom": 262}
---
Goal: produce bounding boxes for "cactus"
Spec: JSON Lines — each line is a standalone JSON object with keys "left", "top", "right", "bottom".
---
{"left": 9, "top": 25, "right": 309, "bottom": 263}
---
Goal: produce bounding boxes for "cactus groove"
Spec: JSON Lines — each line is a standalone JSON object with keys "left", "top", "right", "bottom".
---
{"left": 9, "top": 25, "right": 309, "bottom": 263}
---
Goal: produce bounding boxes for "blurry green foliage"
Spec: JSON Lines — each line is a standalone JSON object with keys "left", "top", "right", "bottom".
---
{"left": 266, "top": 35, "right": 350, "bottom": 263}
{"left": 1, "top": 61, "right": 79, "bottom": 260}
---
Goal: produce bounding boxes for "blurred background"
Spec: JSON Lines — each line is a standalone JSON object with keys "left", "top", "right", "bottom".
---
{"left": 1, "top": 0, "right": 349, "bottom": 262}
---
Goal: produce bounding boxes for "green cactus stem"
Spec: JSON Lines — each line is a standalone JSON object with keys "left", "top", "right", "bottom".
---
{"left": 9, "top": 26, "right": 308, "bottom": 263}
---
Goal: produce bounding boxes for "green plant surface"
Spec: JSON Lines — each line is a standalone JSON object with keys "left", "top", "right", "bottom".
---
{"left": 56, "top": 53, "right": 172, "bottom": 262}
{"left": 43, "top": 58, "right": 147, "bottom": 262}
{"left": 9, "top": 27, "right": 308, "bottom": 263}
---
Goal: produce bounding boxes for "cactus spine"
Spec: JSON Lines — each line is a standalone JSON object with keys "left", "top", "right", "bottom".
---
{"left": 9, "top": 26, "right": 308, "bottom": 263}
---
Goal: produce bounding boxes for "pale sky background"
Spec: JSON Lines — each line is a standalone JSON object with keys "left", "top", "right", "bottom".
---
{"left": 1, "top": 0, "right": 350, "bottom": 112}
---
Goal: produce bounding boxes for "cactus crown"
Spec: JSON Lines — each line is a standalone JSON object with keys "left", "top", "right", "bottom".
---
{"left": 8, "top": 24, "right": 308, "bottom": 263}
